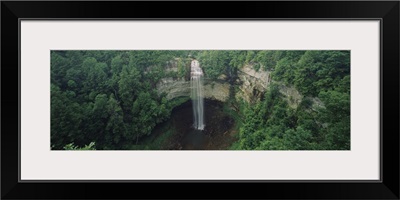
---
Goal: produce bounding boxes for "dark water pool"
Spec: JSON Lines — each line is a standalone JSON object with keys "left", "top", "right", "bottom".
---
{"left": 157, "top": 99, "right": 237, "bottom": 150}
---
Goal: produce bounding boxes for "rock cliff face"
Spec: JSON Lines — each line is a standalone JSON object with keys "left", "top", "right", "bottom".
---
{"left": 157, "top": 77, "right": 189, "bottom": 100}
{"left": 203, "top": 81, "right": 231, "bottom": 102}
{"left": 156, "top": 77, "right": 230, "bottom": 102}
{"left": 276, "top": 83, "right": 303, "bottom": 109}
{"left": 156, "top": 63, "right": 321, "bottom": 109}
{"left": 156, "top": 64, "right": 272, "bottom": 103}
{"left": 235, "top": 65, "right": 271, "bottom": 103}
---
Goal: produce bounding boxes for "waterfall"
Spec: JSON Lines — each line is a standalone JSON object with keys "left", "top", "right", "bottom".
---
{"left": 190, "top": 60, "right": 205, "bottom": 130}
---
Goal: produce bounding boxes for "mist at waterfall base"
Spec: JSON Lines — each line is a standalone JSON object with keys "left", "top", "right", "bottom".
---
{"left": 190, "top": 60, "right": 205, "bottom": 130}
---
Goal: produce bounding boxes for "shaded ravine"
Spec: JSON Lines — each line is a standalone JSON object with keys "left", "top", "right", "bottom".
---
{"left": 146, "top": 99, "right": 237, "bottom": 150}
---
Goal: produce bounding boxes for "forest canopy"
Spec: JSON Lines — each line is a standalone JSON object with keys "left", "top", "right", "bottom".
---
{"left": 51, "top": 50, "right": 350, "bottom": 150}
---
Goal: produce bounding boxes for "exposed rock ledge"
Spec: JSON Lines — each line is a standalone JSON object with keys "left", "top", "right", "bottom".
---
{"left": 235, "top": 65, "right": 271, "bottom": 103}
{"left": 157, "top": 64, "right": 277, "bottom": 104}
{"left": 157, "top": 77, "right": 230, "bottom": 102}
{"left": 156, "top": 64, "right": 323, "bottom": 110}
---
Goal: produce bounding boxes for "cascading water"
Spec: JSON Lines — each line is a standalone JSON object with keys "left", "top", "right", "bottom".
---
{"left": 190, "top": 60, "right": 205, "bottom": 130}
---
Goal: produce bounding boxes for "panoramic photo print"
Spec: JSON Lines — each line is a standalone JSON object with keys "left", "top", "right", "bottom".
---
{"left": 51, "top": 50, "right": 350, "bottom": 150}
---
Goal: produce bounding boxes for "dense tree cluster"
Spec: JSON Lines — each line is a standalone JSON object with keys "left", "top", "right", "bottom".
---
{"left": 51, "top": 50, "right": 190, "bottom": 150}
{"left": 225, "top": 50, "right": 351, "bottom": 150}
{"left": 236, "top": 82, "right": 350, "bottom": 150}
{"left": 51, "top": 50, "right": 350, "bottom": 150}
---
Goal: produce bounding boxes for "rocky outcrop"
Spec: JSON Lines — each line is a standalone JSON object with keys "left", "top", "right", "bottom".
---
{"left": 276, "top": 83, "right": 303, "bottom": 109}
{"left": 235, "top": 65, "right": 272, "bottom": 103}
{"left": 157, "top": 77, "right": 189, "bottom": 100}
{"left": 156, "top": 78, "right": 230, "bottom": 102}
{"left": 203, "top": 81, "right": 230, "bottom": 102}
{"left": 156, "top": 62, "right": 322, "bottom": 110}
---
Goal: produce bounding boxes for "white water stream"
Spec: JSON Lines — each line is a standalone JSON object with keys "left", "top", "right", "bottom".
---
{"left": 190, "top": 60, "right": 205, "bottom": 130}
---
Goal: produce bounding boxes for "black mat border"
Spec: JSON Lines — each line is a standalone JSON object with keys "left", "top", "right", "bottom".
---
{"left": 2, "top": 1, "right": 399, "bottom": 199}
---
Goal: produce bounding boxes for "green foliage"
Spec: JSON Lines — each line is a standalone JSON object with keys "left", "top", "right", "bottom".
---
{"left": 63, "top": 142, "right": 96, "bottom": 150}
{"left": 293, "top": 51, "right": 350, "bottom": 96}
{"left": 235, "top": 50, "right": 350, "bottom": 150}
{"left": 105, "top": 94, "right": 125, "bottom": 146}
{"left": 51, "top": 84, "right": 83, "bottom": 148}
{"left": 51, "top": 50, "right": 186, "bottom": 150}
{"left": 129, "top": 126, "right": 175, "bottom": 150}
{"left": 130, "top": 92, "right": 170, "bottom": 142}
{"left": 237, "top": 85, "right": 295, "bottom": 150}
{"left": 167, "top": 96, "right": 191, "bottom": 109}
{"left": 317, "top": 88, "right": 350, "bottom": 150}
{"left": 198, "top": 51, "right": 232, "bottom": 79}
{"left": 177, "top": 58, "right": 189, "bottom": 78}
{"left": 51, "top": 50, "right": 350, "bottom": 150}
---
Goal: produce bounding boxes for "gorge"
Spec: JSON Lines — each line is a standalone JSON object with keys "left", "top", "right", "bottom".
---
{"left": 51, "top": 50, "right": 350, "bottom": 151}
{"left": 151, "top": 59, "right": 309, "bottom": 150}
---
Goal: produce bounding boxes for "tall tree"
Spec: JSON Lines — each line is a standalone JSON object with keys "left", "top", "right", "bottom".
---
{"left": 105, "top": 94, "right": 125, "bottom": 148}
